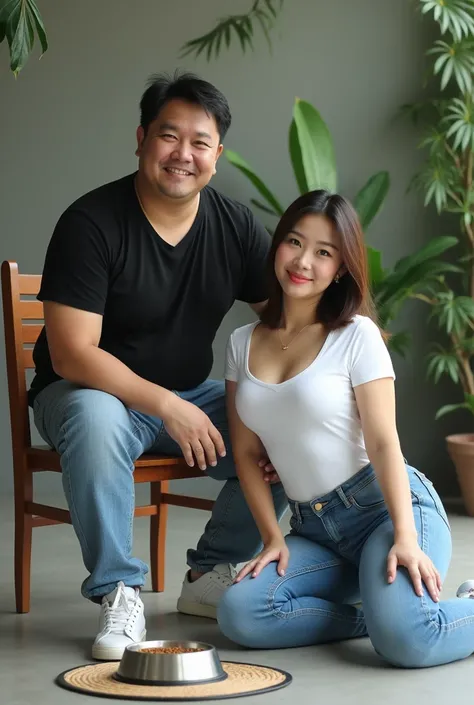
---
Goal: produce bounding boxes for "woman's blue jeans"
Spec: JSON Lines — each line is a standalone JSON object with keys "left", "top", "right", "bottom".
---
{"left": 218, "top": 463, "right": 474, "bottom": 668}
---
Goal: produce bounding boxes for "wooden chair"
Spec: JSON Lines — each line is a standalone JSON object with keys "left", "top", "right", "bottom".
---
{"left": 1, "top": 260, "right": 215, "bottom": 614}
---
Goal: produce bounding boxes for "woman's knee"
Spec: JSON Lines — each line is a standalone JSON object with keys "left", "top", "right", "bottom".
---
{"left": 217, "top": 579, "right": 269, "bottom": 648}
{"left": 367, "top": 609, "right": 438, "bottom": 668}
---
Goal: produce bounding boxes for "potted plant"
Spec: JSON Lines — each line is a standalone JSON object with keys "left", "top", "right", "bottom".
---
{"left": 408, "top": 0, "right": 474, "bottom": 514}
{"left": 225, "top": 96, "right": 458, "bottom": 355}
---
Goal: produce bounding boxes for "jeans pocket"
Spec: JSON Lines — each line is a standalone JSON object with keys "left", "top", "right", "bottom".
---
{"left": 350, "top": 475, "right": 386, "bottom": 511}
{"left": 411, "top": 469, "right": 451, "bottom": 531}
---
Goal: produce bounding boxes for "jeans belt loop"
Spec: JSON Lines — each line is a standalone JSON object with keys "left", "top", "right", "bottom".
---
{"left": 336, "top": 486, "right": 352, "bottom": 509}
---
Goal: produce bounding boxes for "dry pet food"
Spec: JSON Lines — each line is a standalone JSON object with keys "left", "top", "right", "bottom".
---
{"left": 138, "top": 647, "right": 205, "bottom": 654}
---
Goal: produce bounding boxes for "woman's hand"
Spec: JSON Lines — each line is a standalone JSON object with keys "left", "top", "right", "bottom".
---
{"left": 387, "top": 538, "right": 442, "bottom": 602}
{"left": 235, "top": 537, "right": 289, "bottom": 582}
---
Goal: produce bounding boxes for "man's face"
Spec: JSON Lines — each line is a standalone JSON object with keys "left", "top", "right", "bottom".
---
{"left": 136, "top": 99, "right": 223, "bottom": 201}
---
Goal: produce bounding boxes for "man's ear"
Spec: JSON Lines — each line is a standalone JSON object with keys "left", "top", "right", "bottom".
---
{"left": 135, "top": 126, "right": 145, "bottom": 157}
{"left": 213, "top": 143, "right": 224, "bottom": 174}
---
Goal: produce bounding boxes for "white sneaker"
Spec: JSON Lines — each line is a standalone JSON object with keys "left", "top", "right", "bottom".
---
{"left": 456, "top": 579, "right": 474, "bottom": 599}
{"left": 177, "top": 564, "right": 237, "bottom": 619}
{"left": 92, "top": 582, "right": 146, "bottom": 661}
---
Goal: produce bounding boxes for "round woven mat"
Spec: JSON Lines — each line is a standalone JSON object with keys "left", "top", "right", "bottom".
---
{"left": 56, "top": 661, "right": 292, "bottom": 701}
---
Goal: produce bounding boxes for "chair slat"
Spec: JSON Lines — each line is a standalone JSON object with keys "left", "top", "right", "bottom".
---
{"left": 23, "top": 349, "right": 34, "bottom": 368}
{"left": 22, "top": 324, "right": 43, "bottom": 344}
{"left": 19, "top": 300, "right": 43, "bottom": 320}
{"left": 18, "top": 275, "right": 41, "bottom": 295}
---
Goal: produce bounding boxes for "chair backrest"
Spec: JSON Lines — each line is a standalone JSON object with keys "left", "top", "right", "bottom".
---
{"left": 2, "top": 261, "right": 43, "bottom": 452}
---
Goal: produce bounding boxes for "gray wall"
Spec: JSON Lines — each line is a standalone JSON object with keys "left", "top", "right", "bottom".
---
{"left": 0, "top": 0, "right": 463, "bottom": 504}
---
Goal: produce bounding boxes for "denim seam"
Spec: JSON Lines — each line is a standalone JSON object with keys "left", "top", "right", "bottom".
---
{"left": 126, "top": 422, "right": 148, "bottom": 555}
{"left": 267, "top": 560, "right": 364, "bottom": 624}
{"left": 417, "top": 502, "right": 474, "bottom": 633}
{"left": 273, "top": 606, "right": 364, "bottom": 622}
{"left": 348, "top": 472, "right": 380, "bottom": 498}
{"left": 60, "top": 428, "right": 94, "bottom": 569}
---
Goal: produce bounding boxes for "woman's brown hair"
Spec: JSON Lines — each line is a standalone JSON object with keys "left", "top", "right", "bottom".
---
{"left": 260, "top": 189, "right": 379, "bottom": 331}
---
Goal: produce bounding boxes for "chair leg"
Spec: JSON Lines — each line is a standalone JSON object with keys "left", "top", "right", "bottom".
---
{"left": 150, "top": 480, "right": 168, "bottom": 593}
{"left": 14, "top": 471, "right": 33, "bottom": 614}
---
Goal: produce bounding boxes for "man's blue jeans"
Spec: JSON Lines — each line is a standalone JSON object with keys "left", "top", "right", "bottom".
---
{"left": 218, "top": 463, "right": 474, "bottom": 668}
{"left": 33, "top": 379, "right": 288, "bottom": 600}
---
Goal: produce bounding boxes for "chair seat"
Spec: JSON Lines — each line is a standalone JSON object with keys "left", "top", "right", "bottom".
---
{"left": 25, "top": 445, "right": 203, "bottom": 482}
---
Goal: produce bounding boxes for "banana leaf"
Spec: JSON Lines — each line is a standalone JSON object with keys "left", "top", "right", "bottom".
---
{"left": 293, "top": 99, "right": 337, "bottom": 192}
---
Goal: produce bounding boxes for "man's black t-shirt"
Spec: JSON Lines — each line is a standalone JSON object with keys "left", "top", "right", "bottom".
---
{"left": 28, "top": 173, "right": 270, "bottom": 406}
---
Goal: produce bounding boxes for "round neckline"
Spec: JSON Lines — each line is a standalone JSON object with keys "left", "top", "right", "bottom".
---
{"left": 244, "top": 321, "right": 334, "bottom": 389}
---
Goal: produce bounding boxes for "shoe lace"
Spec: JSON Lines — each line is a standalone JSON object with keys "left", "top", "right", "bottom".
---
{"left": 104, "top": 584, "right": 140, "bottom": 634}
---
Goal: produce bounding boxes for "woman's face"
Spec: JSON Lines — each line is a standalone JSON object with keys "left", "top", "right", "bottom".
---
{"left": 274, "top": 213, "right": 344, "bottom": 303}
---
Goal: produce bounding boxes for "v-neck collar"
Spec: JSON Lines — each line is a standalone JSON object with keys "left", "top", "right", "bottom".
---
{"left": 132, "top": 176, "right": 204, "bottom": 252}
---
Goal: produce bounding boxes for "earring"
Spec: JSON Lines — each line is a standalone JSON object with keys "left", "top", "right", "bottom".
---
{"left": 334, "top": 274, "right": 340, "bottom": 284}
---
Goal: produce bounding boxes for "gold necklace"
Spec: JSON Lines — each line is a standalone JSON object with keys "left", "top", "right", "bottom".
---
{"left": 277, "top": 324, "right": 311, "bottom": 351}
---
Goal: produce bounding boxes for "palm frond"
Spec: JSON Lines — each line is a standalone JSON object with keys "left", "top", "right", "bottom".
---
{"left": 421, "top": 0, "right": 474, "bottom": 42}
{"left": 180, "top": 0, "right": 283, "bottom": 61}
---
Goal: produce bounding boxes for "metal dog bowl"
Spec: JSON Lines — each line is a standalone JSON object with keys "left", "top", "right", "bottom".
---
{"left": 115, "top": 640, "right": 227, "bottom": 686}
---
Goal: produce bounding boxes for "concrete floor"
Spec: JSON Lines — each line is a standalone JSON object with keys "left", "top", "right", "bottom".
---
{"left": 1, "top": 491, "right": 474, "bottom": 705}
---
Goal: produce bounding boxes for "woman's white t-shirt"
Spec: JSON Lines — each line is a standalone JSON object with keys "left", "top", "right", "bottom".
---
{"left": 225, "top": 315, "right": 395, "bottom": 501}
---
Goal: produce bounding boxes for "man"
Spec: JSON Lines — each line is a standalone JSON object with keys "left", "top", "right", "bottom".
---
{"left": 29, "top": 72, "right": 287, "bottom": 660}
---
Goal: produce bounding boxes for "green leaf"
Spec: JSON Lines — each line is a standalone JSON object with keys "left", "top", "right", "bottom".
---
{"left": 250, "top": 198, "right": 279, "bottom": 216}
{"left": 179, "top": 0, "right": 283, "bottom": 60}
{"left": 224, "top": 149, "right": 285, "bottom": 216}
{"left": 254, "top": 8, "right": 272, "bottom": 51}
{"left": 1, "top": 0, "right": 47, "bottom": 75}
{"left": 264, "top": 0, "right": 278, "bottom": 19}
{"left": 435, "top": 403, "right": 468, "bottom": 420}
{"left": 354, "top": 171, "right": 390, "bottom": 230}
{"left": 26, "top": 0, "right": 47, "bottom": 55}
{"left": 393, "top": 235, "right": 458, "bottom": 274}
{"left": 293, "top": 98, "right": 337, "bottom": 192}
{"left": 366, "top": 246, "right": 385, "bottom": 288}
{"left": 464, "top": 393, "right": 474, "bottom": 414}
{"left": 289, "top": 119, "right": 308, "bottom": 194}
{"left": 232, "top": 21, "right": 250, "bottom": 53}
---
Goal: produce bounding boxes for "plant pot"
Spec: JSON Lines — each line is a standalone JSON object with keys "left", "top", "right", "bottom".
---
{"left": 446, "top": 434, "right": 474, "bottom": 517}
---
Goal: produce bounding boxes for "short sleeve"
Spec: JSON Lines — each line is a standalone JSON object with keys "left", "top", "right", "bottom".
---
{"left": 349, "top": 318, "right": 395, "bottom": 387}
{"left": 224, "top": 333, "right": 239, "bottom": 382}
{"left": 38, "top": 209, "right": 110, "bottom": 315}
{"left": 237, "top": 210, "right": 271, "bottom": 304}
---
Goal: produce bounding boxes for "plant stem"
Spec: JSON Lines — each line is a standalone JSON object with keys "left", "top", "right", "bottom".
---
{"left": 453, "top": 332, "right": 474, "bottom": 395}
{"left": 412, "top": 293, "right": 436, "bottom": 305}
{"left": 465, "top": 148, "right": 474, "bottom": 297}
{"left": 445, "top": 141, "right": 461, "bottom": 172}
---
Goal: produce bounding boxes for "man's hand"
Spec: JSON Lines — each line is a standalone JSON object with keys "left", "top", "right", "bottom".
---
{"left": 163, "top": 396, "right": 226, "bottom": 471}
{"left": 258, "top": 458, "right": 281, "bottom": 484}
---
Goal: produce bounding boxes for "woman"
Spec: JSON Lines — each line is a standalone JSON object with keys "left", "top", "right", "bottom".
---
{"left": 217, "top": 190, "right": 474, "bottom": 668}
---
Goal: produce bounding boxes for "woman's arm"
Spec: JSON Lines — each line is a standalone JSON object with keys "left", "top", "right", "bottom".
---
{"left": 226, "top": 380, "right": 288, "bottom": 579}
{"left": 355, "top": 377, "right": 441, "bottom": 600}
{"left": 354, "top": 377, "right": 416, "bottom": 540}
{"left": 226, "top": 380, "right": 282, "bottom": 544}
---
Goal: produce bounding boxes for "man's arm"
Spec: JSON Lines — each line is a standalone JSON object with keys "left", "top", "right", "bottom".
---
{"left": 45, "top": 301, "right": 175, "bottom": 417}
{"left": 249, "top": 300, "right": 267, "bottom": 316}
{"left": 45, "top": 301, "right": 225, "bottom": 469}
